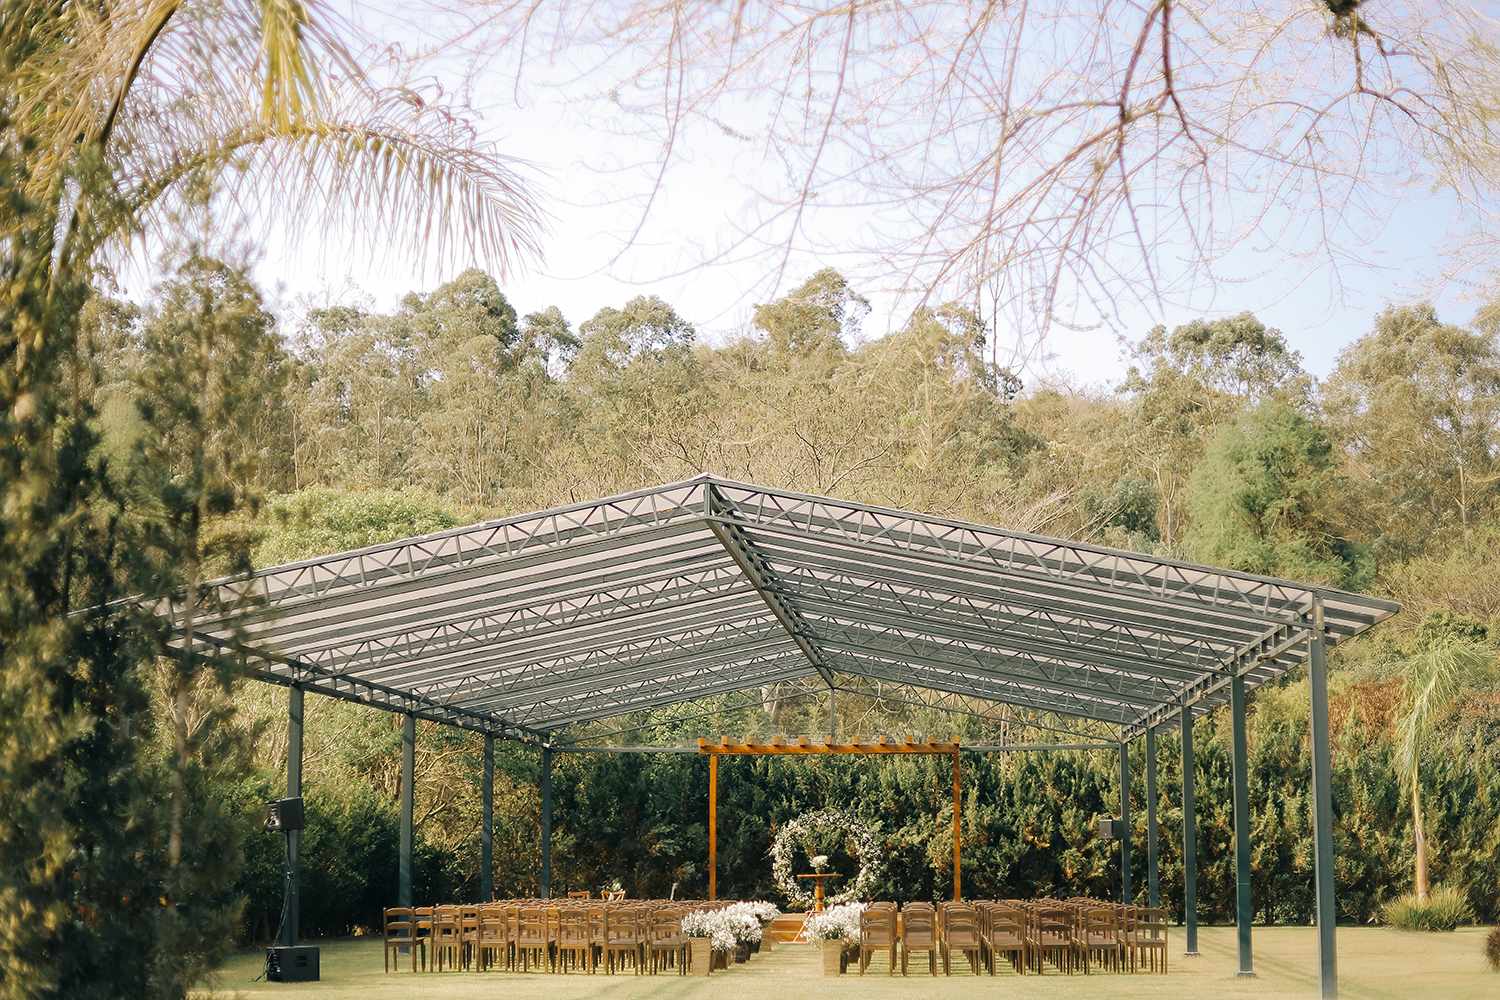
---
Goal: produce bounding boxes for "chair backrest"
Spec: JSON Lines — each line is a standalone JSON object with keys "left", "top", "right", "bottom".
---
{"left": 989, "top": 907, "right": 1025, "bottom": 945}
{"left": 568, "top": 890, "right": 591, "bottom": 899}
{"left": 479, "top": 909, "right": 509, "bottom": 943}
{"left": 943, "top": 904, "right": 980, "bottom": 947}
{"left": 384, "top": 907, "right": 415, "bottom": 942}
{"left": 1035, "top": 907, "right": 1071, "bottom": 944}
{"left": 901, "top": 905, "right": 936, "bottom": 947}
{"left": 1133, "top": 907, "right": 1168, "bottom": 942}
{"left": 557, "top": 906, "right": 589, "bottom": 944}
{"left": 412, "top": 906, "right": 434, "bottom": 939}
{"left": 651, "top": 908, "right": 683, "bottom": 943}
{"left": 860, "top": 905, "right": 895, "bottom": 946}
{"left": 517, "top": 905, "right": 548, "bottom": 944}
{"left": 606, "top": 907, "right": 640, "bottom": 944}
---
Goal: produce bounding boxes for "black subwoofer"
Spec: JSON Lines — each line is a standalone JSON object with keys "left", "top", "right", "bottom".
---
{"left": 266, "top": 945, "right": 320, "bottom": 982}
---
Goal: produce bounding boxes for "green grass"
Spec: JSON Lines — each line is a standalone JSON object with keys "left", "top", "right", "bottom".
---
{"left": 201, "top": 925, "right": 1499, "bottom": 1000}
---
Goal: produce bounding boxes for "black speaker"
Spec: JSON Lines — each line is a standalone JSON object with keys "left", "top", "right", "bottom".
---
{"left": 266, "top": 945, "right": 319, "bottom": 982}
{"left": 1097, "top": 817, "right": 1124, "bottom": 840}
{"left": 264, "top": 797, "right": 304, "bottom": 832}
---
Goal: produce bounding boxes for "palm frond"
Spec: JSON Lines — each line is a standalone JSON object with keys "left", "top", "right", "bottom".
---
{"left": 1396, "top": 638, "right": 1495, "bottom": 779}
{"left": 0, "top": 0, "right": 545, "bottom": 278}
{"left": 124, "top": 96, "right": 548, "bottom": 278}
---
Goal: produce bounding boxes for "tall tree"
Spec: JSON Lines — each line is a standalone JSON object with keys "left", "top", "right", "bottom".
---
{"left": 1185, "top": 403, "right": 1370, "bottom": 589}
{"left": 1323, "top": 302, "right": 1500, "bottom": 562}
{"left": 1120, "top": 313, "right": 1307, "bottom": 551}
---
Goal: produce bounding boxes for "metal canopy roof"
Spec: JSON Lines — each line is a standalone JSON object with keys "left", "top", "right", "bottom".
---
{"left": 193, "top": 475, "right": 1399, "bottom": 744}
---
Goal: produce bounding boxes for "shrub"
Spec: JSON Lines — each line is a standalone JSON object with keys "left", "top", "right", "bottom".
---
{"left": 1485, "top": 927, "right": 1500, "bottom": 971}
{"left": 1382, "top": 886, "right": 1473, "bottom": 931}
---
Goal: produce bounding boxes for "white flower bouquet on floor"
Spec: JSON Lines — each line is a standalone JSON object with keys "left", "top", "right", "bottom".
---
{"left": 803, "top": 902, "right": 865, "bottom": 946}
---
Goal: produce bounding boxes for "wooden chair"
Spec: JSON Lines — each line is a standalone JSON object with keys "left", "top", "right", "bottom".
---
{"left": 1128, "top": 906, "right": 1169, "bottom": 973}
{"left": 457, "top": 904, "right": 481, "bottom": 971}
{"left": 648, "top": 908, "right": 688, "bottom": 975}
{"left": 383, "top": 907, "right": 422, "bottom": 973}
{"left": 568, "top": 890, "right": 592, "bottom": 900}
{"left": 900, "top": 904, "right": 938, "bottom": 976}
{"left": 430, "top": 906, "right": 463, "bottom": 972}
{"left": 940, "top": 903, "right": 983, "bottom": 976}
{"left": 556, "top": 906, "right": 592, "bottom": 973}
{"left": 858, "top": 904, "right": 897, "bottom": 976}
{"left": 477, "top": 906, "right": 511, "bottom": 971}
{"left": 516, "top": 905, "right": 551, "bottom": 972}
{"left": 603, "top": 906, "right": 644, "bottom": 975}
{"left": 412, "top": 906, "right": 434, "bottom": 971}
{"left": 986, "top": 905, "right": 1027, "bottom": 975}
{"left": 1078, "top": 908, "right": 1120, "bottom": 974}
{"left": 1031, "top": 906, "right": 1074, "bottom": 975}
{"left": 587, "top": 906, "right": 608, "bottom": 972}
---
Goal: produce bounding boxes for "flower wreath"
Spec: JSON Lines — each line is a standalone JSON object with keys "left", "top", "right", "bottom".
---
{"left": 770, "top": 809, "right": 883, "bottom": 908}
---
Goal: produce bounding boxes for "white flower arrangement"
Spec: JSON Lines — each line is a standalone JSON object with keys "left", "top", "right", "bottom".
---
{"left": 769, "top": 809, "right": 884, "bottom": 908}
{"left": 803, "top": 902, "right": 866, "bottom": 945}
{"left": 682, "top": 901, "right": 779, "bottom": 953}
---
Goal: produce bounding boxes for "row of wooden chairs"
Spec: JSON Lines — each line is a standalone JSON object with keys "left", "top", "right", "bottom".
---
{"left": 854, "top": 899, "right": 1167, "bottom": 977}
{"left": 996, "top": 898, "right": 1169, "bottom": 975}
{"left": 383, "top": 901, "right": 719, "bottom": 974}
{"left": 857, "top": 901, "right": 985, "bottom": 976}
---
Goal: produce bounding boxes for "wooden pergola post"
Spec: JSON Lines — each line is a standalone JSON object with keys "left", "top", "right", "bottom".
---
{"left": 709, "top": 754, "right": 717, "bottom": 901}
{"left": 952, "top": 751, "right": 961, "bottom": 901}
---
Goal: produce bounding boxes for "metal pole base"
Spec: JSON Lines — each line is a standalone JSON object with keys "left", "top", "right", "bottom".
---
{"left": 1182, "top": 951, "right": 1201, "bottom": 957}
{"left": 1235, "top": 971, "right": 1259, "bottom": 978}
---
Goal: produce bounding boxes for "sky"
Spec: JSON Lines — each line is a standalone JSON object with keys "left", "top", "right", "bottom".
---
{"left": 244, "top": 3, "right": 1487, "bottom": 392}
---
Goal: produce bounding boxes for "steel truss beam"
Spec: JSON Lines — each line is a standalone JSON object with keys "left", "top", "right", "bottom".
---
{"left": 174, "top": 475, "right": 1396, "bottom": 741}
{"left": 704, "top": 484, "right": 837, "bottom": 688}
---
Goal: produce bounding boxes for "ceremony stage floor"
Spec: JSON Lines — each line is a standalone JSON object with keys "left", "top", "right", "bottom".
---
{"left": 203, "top": 925, "right": 1496, "bottom": 1000}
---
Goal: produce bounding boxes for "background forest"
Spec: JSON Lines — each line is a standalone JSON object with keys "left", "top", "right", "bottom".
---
{"left": 83, "top": 256, "right": 1500, "bottom": 942}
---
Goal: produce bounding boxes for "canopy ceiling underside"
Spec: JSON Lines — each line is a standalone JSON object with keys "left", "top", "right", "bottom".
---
{"left": 188, "top": 476, "right": 1400, "bottom": 744}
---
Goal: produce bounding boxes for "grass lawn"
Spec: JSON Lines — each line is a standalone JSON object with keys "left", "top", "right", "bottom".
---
{"left": 202, "top": 926, "right": 1499, "bottom": 1000}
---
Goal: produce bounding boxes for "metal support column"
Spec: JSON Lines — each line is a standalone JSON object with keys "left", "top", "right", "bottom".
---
{"left": 1120, "top": 741, "right": 1132, "bottom": 904}
{"left": 540, "top": 744, "right": 553, "bottom": 899}
{"left": 1231, "top": 674, "right": 1256, "bottom": 977}
{"left": 399, "top": 712, "right": 414, "bottom": 908}
{"left": 284, "top": 686, "right": 303, "bottom": 947}
{"left": 1146, "top": 727, "right": 1159, "bottom": 910}
{"left": 1181, "top": 704, "right": 1200, "bottom": 956}
{"left": 829, "top": 685, "right": 837, "bottom": 743}
{"left": 481, "top": 735, "right": 494, "bottom": 903}
{"left": 1309, "top": 600, "right": 1339, "bottom": 999}
{"left": 709, "top": 753, "right": 718, "bottom": 901}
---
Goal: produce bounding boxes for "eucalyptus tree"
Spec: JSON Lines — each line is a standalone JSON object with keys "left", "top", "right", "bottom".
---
{"left": 1117, "top": 314, "right": 1306, "bottom": 552}
{"left": 1184, "top": 403, "right": 1371, "bottom": 590}
{"left": 0, "top": 2, "right": 544, "bottom": 995}
{"left": 565, "top": 295, "right": 709, "bottom": 491}
{"left": 1323, "top": 302, "right": 1500, "bottom": 562}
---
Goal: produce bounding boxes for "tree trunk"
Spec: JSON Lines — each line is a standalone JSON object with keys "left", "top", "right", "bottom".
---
{"left": 1413, "top": 768, "right": 1429, "bottom": 903}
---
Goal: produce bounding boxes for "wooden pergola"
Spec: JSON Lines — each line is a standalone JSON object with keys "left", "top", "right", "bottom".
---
{"left": 698, "top": 735, "right": 963, "bottom": 901}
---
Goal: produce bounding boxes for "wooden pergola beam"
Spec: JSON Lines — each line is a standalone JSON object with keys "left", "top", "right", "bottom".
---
{"left": 697, "top": 736, "right": 960, "bottom": 755}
